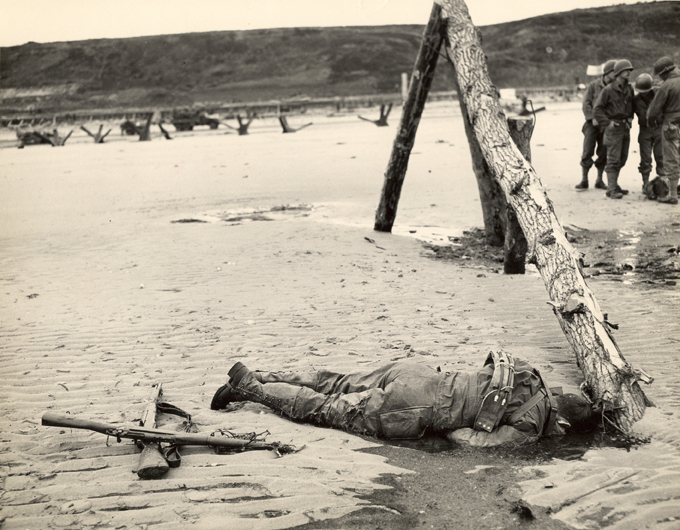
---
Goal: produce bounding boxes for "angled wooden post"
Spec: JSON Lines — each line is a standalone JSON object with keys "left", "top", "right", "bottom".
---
{"left": 374, "top": 3, "right": 445, "bottom": 232}
{"left": 504, "top": 116, "right": 532, "bottom": 274}
{"left": 439, "top": 0, "right": 651, "bottom": 430}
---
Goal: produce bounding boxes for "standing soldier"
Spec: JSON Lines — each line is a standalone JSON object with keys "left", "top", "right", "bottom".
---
{"left": 594, "top": 59, "right": 635, "bottom": 199}
{"left": 647, "top": 56, "right": 680, "bottom": 205}
{"left": 576, "top": 59, "right": 616, "bottom": 190}
{"left": 633, "top": 73, "right": 664, "bottom": 193}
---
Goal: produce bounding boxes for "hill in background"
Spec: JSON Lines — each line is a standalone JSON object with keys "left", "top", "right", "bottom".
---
{"left": 1, "top": 2, "right": 679, "bottom": 113}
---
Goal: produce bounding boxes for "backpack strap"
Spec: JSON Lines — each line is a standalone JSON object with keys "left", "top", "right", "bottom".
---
{"left": 474, "top": 351, "right": 516, "bottom": 432}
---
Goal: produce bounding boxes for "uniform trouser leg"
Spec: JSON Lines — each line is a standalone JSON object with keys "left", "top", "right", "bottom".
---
{"left": 233, "top": 372, "right": 434, "bottom": 439}
{"left": 638, "top": 128, "right": 653, "bottom": 186}
{"left": 255, "top": 362, "right": 437, "bottom": 395}
{"left": 653, "top": 127, "right": 664, "bottom": 177}
{"left": 604, "top": 124, "right": 629, "bottom": 196}
{"left": 660, "top": 121, "right": 680, "bottom": 202}
{"left": 579, "top": 121, "right": 604, "bottom": 188}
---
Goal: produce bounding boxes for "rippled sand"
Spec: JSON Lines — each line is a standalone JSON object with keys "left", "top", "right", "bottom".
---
{"left": 1, "top": 103, "right": 678, "bottom": 528}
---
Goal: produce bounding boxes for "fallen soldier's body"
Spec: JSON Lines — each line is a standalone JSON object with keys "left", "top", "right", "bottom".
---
{"left": 211, "top": 353, "right": 596, "bottom": 447}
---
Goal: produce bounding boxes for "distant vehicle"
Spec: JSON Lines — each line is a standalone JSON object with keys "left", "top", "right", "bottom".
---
{"left": 171, "top": 110, "right": 220, "bottom": 131}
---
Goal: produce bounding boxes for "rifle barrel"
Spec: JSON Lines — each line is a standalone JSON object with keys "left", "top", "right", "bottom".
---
{"left": 42, "top": 412, "right": 281, "bottom": 450}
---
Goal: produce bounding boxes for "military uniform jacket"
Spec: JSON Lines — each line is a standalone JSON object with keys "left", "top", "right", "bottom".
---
{"left": 648, "top": 70, "right": 680, "bottom": 124}
{"left": 433, "top": 359, "right": 556, "bottom": 447}
{"left": 634, "top": 90, "right": 661, "bottom": 129}
{"left": 583, "top": 77, "right": 607, "bottom": 121}
{"left": 594, "top": 81, "right": 635, "bottom": 127}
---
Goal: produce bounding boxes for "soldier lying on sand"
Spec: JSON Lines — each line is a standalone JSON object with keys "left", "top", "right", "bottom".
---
{"left": 210, "top": 353, "right": 596, "bottom": 447}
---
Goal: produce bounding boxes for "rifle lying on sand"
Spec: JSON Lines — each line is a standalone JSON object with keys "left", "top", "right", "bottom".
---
{"left": 43, "top": 412, "right": 300, "bottom": 465}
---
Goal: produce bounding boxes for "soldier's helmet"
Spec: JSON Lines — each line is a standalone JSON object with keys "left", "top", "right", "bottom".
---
{"left": 654, "top": 56, "right": 676, "bottom": 77}
{"left": 613, "top": 59, "right": 634, "bottom": 77}
{"left": 603, "top": 59, "right": 617, "bottom": 75}
{"left": 635, "top": 73, "right": 654, "bottom": 93}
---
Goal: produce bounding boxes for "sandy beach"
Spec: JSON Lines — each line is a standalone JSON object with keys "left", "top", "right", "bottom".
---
{"left": 1, "top": 101, "right": 679, "bottom": 529}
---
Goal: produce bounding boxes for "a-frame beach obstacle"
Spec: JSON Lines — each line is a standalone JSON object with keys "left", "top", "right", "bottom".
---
{"left": 374, "top": 0, "right": 652, "bottom": 432}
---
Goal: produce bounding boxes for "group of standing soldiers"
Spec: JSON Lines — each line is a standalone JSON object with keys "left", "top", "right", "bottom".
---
{"left": 577, "top": 56, "right": 680, "bottom": 205}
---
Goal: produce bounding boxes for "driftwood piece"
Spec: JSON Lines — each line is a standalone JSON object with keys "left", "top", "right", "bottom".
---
{"left": 137, "top": 383, "right": 169, "bottom": 479}
{"left": 81, "top": 124, "right": 112, "bottom": 144}
{"left": 279, "top": 116, "right": 313, "bottom": 133}
{"left": 374, "top": 3, "right": 445, "bottom": 232}
{"left": 439, "top": 0, "right": 651, "bottom": 430}
{"left": 359, "top": 103, "right": 393, "bottom": 127}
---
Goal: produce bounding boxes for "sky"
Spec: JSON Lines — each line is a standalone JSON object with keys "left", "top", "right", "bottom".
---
{"left": 0, "top": 0, "right": 666, "bottom": 47}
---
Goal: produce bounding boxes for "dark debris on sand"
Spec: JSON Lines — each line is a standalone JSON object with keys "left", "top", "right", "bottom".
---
{"left": 424, "top": 226, "right": 679, "bottom": 287}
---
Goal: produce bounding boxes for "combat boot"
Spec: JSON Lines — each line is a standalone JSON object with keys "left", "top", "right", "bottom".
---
{"left": 641, "top": 172, "right": 650, "bottom": 192}
{"left": 658, "top": 177, "right": 679, "bottom": 205}
{"left": 606, "top": 171, "right": 623, "bottom": 199}
{"left": 594, "top": 167, "right": 607, "bottom": 189}
{"left": 228, "top": 362, "right": 301, "bottom": 417}
{"left": 575, "top": 167, "right": 589, "bottom": 190}
{"left": 211, "top": 369, "right": 264, "bottom": 409}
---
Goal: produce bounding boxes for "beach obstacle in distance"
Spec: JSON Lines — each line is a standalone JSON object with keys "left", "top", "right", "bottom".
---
{"left": 359, "top": 103, "right": 392, "bottom": 127}
{"left": 119, "top": 114, "right": 154, "bottom": 141}
{"left": 17, "top": 128, "right": 73, "bottom": 148}
{"left": 279, "top": 116, "right": 313, "bottom": 133}
{"left": 158, "top": 123, "right": 173, "bottom": 140}
{"left": 374, "top": 0, "right": 652, "bottom": 433}
{"left": 223, "top": 114, "right": 256, "bottom": 135}
{"left": 81, "top": 124, "right": 112, "bottom": 144}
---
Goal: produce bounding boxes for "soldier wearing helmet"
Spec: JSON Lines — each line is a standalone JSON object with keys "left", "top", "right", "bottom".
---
{"left": 647, "top": 56, "right": 680, "bottom": 205}
{"left": 575, "top": 59, "right": 617, "bottom": 191}
{"left": 633, "top": 73, "right": 664, "bottom": 193}
{"left": 593, "top": 59, "right": 635, "bottom": 199}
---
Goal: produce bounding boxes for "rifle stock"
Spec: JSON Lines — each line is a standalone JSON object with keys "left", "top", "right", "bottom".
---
{"left": 42, "top": 412, "right": 296, "bottom": 453}
{"left": 137, "top": 383, "right": 168, "bottom": 479}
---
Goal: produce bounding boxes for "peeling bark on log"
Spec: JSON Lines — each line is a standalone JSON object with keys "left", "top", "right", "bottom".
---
{"left": 375, "top": 3, "right": 445, "bottom": 232}
{"left": 439, "top": 0, "right": 651, "bottom": 431}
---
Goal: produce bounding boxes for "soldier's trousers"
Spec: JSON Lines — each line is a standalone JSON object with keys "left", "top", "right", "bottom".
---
{"left": 604, "top": 121, "right": 630, "bottom": 173}
{"left": 638, "top": 126, "right": 664, "bottom": 176}
{"left": 255, "top": 362, "right": 439, "bottom": 439}
{"left": 662, "top": 119, "right": 680, "bottom": 179}
{"left": 580, "top": 120, "right": 606, "bottom": 170}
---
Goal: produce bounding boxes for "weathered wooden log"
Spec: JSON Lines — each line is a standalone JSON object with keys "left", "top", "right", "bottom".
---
{"left": 439, "top": 0, "right": 651, "bottom": 430}
{"left": 137, "top": 383, "right": 169, "bottom": 480}
{"left": 451, "top": 70, "right": 506, "bottom": 246}
{"left": 504, "top": 117, "right": 532, "bottom": 274}
{"left": 374, "top": 3, "right": 445, "bottom": 232}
